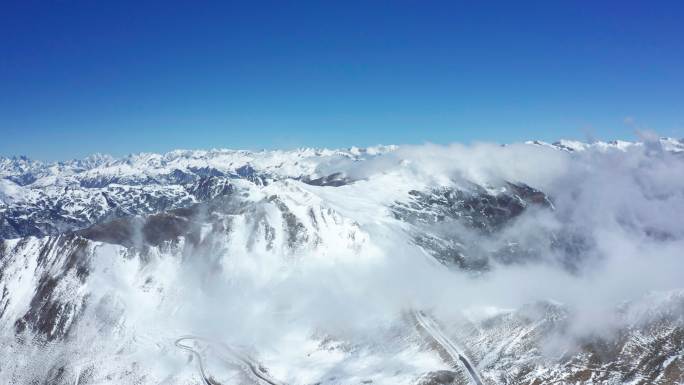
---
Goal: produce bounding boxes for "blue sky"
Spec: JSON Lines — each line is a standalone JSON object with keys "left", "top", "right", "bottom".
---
{"left": 1, "top": 1, "right": 683, "bottom": 160}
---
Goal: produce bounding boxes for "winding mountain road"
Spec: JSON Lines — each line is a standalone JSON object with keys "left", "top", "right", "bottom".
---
{"left": 413, "top": 311, "right": 484, "bottom": 385}
{"left": 175, "top": 336, "right": 284, "bottom": 385}
{"left": 175, "top": 337, "right": 213, "bottom": 385}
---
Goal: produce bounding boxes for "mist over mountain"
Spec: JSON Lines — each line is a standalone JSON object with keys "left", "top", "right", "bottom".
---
{"left": 1, "top": 138, "right": 684, "bottom": 385}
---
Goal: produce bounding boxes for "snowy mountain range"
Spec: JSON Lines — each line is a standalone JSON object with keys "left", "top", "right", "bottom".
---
{"left": 1, "top": 138, "right": 683, "bottom": 384}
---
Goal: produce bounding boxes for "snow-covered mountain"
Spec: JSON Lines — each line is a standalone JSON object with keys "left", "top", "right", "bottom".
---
{"left": 1, "top": 138, "right": 683, "bottom": 384}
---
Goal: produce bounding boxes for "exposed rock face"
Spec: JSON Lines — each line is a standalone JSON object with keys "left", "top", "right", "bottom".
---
{"left": 2, "top": 235, "right": 94, "bottom": 341}
{"left": 415, "top": 370, "right": 459, "bottom": 385}
{"left": 393, "top": 183, "right": 551, "bottom": 233}
{"left": 391, "top": 183, "right": 558, "bottom": 271}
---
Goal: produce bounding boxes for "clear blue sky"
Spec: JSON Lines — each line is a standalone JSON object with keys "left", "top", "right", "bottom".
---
{"left": 1, "top": 1, "right": 683, "bottom": 160}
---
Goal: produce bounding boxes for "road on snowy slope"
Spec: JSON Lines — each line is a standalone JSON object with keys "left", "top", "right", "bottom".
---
{"left": 413, "top": 311, "right": 484, "bottom": 385}
{"left": 175, "top": 336, "right": 285, "bottom": 385}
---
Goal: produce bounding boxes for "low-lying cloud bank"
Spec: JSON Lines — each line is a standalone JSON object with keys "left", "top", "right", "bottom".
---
{"left": 149, "top": 139, "right": 684, "bottom": 348}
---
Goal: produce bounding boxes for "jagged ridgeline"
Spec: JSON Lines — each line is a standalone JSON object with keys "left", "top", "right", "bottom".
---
{"left": 1, "top": 140, "right": 683, "bottom": 384}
